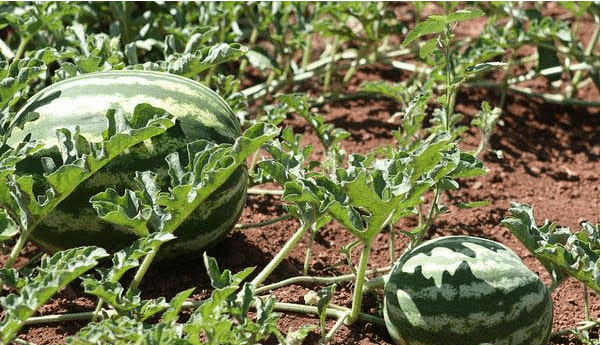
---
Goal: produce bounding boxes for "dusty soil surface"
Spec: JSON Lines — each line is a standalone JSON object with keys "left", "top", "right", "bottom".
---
{"left": 4, "top": 2, "right": 600, "bottom": 345}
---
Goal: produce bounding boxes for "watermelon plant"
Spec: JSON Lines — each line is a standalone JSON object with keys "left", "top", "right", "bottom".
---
{"left": 6, "top": 70, "right": 248, "bottom": 260}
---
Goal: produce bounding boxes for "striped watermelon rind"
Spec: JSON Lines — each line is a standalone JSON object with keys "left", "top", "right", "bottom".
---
{"left": 9, "top": 70, "right": 240, "bottom": 146}
{"left": 10, "top": 70, "right": 246, "bottom": 260}
{"left": 383, "top": 236, "right": 553, "bottom": 345}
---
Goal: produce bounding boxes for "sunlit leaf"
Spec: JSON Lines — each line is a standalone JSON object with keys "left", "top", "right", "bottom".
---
{"left": 502, "top": 203, "right": 600, "bottom": 292}
{"left": 0, "top": 246, "right": 108, "bottom": 343}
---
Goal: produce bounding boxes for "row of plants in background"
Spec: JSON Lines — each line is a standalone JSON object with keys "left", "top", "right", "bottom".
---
{"left": 1, "top": 2, "right": 598, "bottom": 109}
{"left": 0, "top": 1, "right": 599, "bottom": 344}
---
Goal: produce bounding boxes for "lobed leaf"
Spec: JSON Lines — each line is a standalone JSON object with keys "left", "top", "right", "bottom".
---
{"left": 444, "top": 8, "right": 485, "bottom": 23}
{"left": 450, "top": 152, "right": 488, "bottom": 178}
{"left": 278, "top": 94, "right": 350, "bottom": 151}
{"left": 90, "top": 171, "right": 169, "bottom": 236}
{"left": 158, "top": 43, "right": 248, "bottom": 78}
{"left": 0, "top": 58, "right": 48, "bottom": 141}
{"left": 317, "top": 284, "right": 337, "bottom": 337}
{"left": 0, "top": 246, "right": 108, "bottom": 344}
{"left": 10, "top": 104, "right": 174, "bottom": 228}
{"left": 203, "top": 252, "right": 254, "bottom": 289}
{"left": 67, "top": 315, "right": 188, "bottom": 345}
{"left": 403, "top": 8, "right": 484, "bottom": 47}
{"left": 97, "top": 231, "right": 176, "bottom": 283}
{"left": 502, "top": 203, "right": 600, "bottom": 292}
{"left": 161, "top": 287, "right": 196, "bottom": 324}
{"left": 83, "top": 278, "right": 169, "bottom": 321}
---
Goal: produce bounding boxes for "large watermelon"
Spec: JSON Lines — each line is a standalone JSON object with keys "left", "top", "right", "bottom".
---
{"left": 383, "top": 236, "right": 553, "bottom": 345}
{"left": 9, "top": 70, "right": 247, "bottom": 260}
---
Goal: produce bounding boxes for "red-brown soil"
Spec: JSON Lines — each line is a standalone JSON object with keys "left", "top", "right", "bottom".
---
{"left": 3, "top": 2, "right": 600, "bottom": 345}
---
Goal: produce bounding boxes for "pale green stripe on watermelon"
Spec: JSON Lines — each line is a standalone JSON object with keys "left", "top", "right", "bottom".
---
{"left": 9, "top": 70, "right": 239, "bottom": 147}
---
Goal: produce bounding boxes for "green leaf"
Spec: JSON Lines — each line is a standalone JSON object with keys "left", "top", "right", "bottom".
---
{"left": 403, "top": 8, "right": 483, "bottom": 47}
{"left": 317, "top": 284, "right": 337, "bottom": 338}
{"left": 68, "top": 315, "right": 186, "bottom": 345}
{"left": 184, "top": 286, "right": 238, "bottom": 344}
{"left": 0, "top": 208, "right": 18, "bottom": 241}
{"left": 284, "top": 324, "right": 317, "bottom": 345}
{"left": 278, "top": 94, "right": 350, "bottom": 151}
{"left": 21, "top": 104, "right": 174, "bottom": 222}
{"left": 237, "top": 282, "right": 255, "bottom": 320}
{"left": 457, "top": 200, "right": 491, "bottom": 209}
{"left": 403, "top": 18, "right": 446, "bottom": 47}
{"left": 90, "top": 171, "right": 165, "bottom": 236}
{"left": 502, "top": 203, "right": 600, "bottom": 292}
{"left": 253, "top": 296, "right": 281, "bottom": 339}
{"left": 91, "top": 121, "right": 276, "bottom": 245}
{"left": 160, "top": 122, "right": 278, "bottom": 230}
{"left": 246, "top": 48, "right": 277, "bottom": 71}
{"left": 184, "top": 26, "right": 220, "bottom": 54}
{"left": 450, "top": 152, "right": 488, "bottom": 178}
{"left": 82, "top": 278, "right": 169, "bottom": 321}
{"left": 101, "top": 232, "right": 176, "bottom": 283}
{"left": 0, "top": 103, "right": 173, "bottom": 272}
{"left": 444, "top": 8, "right": 485, "bottom": 23}
{"left": 0, "top": 246, "right": 108, "bottom": 343}
{"left": 203, "top": 252, "right": 254, "bottom": 289}
{"left": 0, "top": 58, "right": 47, "bottom": 136}
{"left": 409, "top": 133, "right": 455, "bottom": 182}
{"left": 166, "top": 43, "right": 248, "bottom": 77}
{"left": 0, "top": 159, "right": 36, "bottom": 230}
{"left": 258, "top": 141, "right": 307, "bottom": 183}
{"left": 0, "top": 268, "right": 25, "bottom": 290}
{"left": 161, "top": 287, "right": 196, "bottom": 324}
{"left": 419, "top": 38, "right": 439, "bottom": 59}
{"left": 465, "top": 62, "right": 508, "bottom": 74}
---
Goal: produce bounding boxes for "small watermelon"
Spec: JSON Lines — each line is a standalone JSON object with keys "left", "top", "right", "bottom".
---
{"left": 384, "top": 236, "right": 553, "bottom": 345}
{"left": 9, "top": 70, "right": 247, "bottom": 260}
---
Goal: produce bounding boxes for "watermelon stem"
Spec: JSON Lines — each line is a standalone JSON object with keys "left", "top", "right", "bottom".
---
{"left": 270, "top": 302, "right": 385, "bottom": 327}
{"left": 324, "top": 309, "right": 351, "bottom": 343}
{"left": 412, "top": 187, "right": 442, "bottom": 247}
{"left": 4, "top": 211, "right": 39, "bottom": 269}
{"left": 583, "top": 284, "right": 592, "bottom": 321}
{"left": 14, "top": 35, "right": 31, "bottom": 61}
{"left": 4, "top": 226, "right": 31, "bottom": 269}
{"left": 387, "top": 224, "right": 396, "bottom": 264}
{"left": 363, "top": 275, "right": 386, "bottom": 292}
{"left": 550, "top": 319, "right": 600, "bottom": 339}
{"left": 250, "top": 219, "right": 314, "bottom": 288}
{"left": 346, "top": 243, "right": 372, "bottom": 325}
{"left": 303, "top": 228, "right": 318, "bottom": 276}
{"left": 128, "top": 248, "right": 158, "bottom": 291}
{"left": 246, "top": 188, "right": 284, "bottom": 196}
{"left": 254, "top": 266, "right": 391, "bottom": 295}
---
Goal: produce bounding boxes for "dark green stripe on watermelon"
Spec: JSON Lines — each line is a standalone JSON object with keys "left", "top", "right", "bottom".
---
{"left": 384, "top": 236, "right": 553, "bottom": 345}
{"left": 10, "top": 70, "right": 246, "bottom": 260}
{"left": 9, "top": 70, "right": 240, "bottom": 146}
